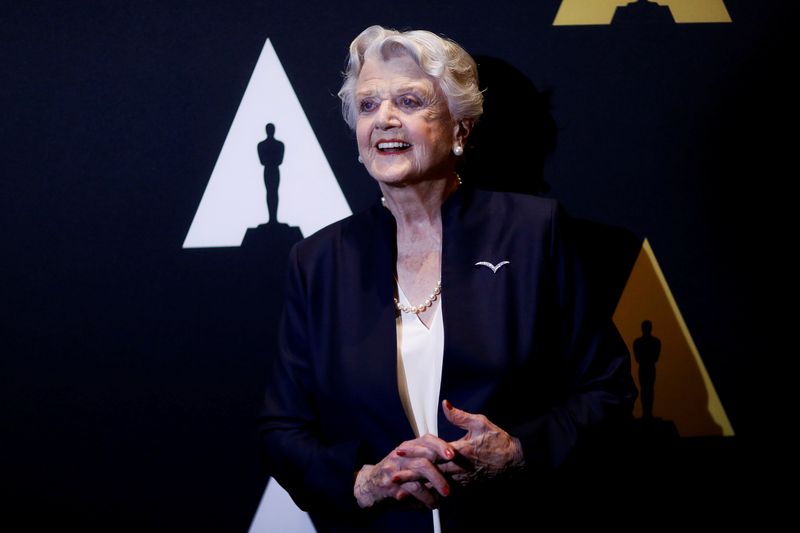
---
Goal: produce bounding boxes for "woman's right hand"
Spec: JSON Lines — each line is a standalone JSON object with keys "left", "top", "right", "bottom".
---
{"left": 353, "top": 434, "right": 455, "bottom": 509}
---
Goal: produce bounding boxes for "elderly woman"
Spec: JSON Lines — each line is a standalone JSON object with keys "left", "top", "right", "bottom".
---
{"left": 259, "top": 25, "right": 635, "bottom": 532}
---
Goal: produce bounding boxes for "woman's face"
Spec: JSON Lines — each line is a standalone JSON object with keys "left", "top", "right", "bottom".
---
{"left": 355, "top": 53, "right": 457, "bottom": 187}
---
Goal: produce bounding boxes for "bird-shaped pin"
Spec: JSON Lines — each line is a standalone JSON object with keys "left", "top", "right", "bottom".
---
{"left": 474, "top": 260, "right": 510, "bottom": 273}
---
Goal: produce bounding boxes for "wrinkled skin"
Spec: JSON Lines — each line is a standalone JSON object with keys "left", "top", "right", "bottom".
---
{"left": 354, "top": 400, "right": 524, "bottom": 509}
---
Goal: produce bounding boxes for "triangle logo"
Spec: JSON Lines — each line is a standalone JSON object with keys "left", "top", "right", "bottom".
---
{"left": 613, "top": 239, "right": 734, "bottom": 436}
{"left": 553, "top": 0, "right": 732, "bottom": 26}
{"left": 183, "top": 38, "right": 351, "bottom": 248}
{"left": 249, "top": 479, "right": 315, "bottom": 533}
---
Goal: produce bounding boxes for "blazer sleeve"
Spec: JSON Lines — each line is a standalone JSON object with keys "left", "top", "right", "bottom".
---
{"left": 257, "top": 244, "right": 364, "bottom": 515}
{"left": 509, "top": 204, "right": 637, "bottom": 473}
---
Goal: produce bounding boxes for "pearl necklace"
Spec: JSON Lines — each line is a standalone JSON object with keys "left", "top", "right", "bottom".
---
{"left": 394, "top": 281, "right": 442, "bottom": 314}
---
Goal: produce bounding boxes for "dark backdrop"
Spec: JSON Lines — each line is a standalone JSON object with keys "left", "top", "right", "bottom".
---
{"left": 2, "top": 1, "right": 789, "bottom": 530}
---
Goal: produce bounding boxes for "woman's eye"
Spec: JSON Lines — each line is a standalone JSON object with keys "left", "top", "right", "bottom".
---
{"left": 359, "top": 99, "right": 376, "bottom": 112}
{"left": 399, "top": 96, "right": 420, "bottom": 108}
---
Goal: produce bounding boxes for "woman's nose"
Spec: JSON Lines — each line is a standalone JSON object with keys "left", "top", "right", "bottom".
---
{"left": 375, "top": 101, "right": 401, "bottom": 129}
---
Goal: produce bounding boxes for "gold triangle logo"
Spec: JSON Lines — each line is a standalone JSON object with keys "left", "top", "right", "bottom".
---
{"left": 553, "top": 0, "right": 732, "bottom": 26}
{"left": 613, "top": 239, "right": 734, "bottom": 436}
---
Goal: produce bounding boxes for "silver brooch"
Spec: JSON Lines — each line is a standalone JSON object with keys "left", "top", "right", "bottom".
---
{"left": 474, "top": 260, "right": 510, "bottom": 273}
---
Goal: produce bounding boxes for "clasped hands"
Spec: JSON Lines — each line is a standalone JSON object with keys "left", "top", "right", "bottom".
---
{"left": 354, "top": 400, "right": 524, "bottom": 509}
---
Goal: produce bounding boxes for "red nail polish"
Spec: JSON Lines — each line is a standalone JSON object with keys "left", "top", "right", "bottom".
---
{"left": 396, "top": 450, "right": 406, "bottom": 457}
{"left": 444, "top": 399, "right": 453, "bottom": 410}
{"left": 392, "top": 475, "right": 400, "bottom": 483}
{"left": 445, "top": 448, "right": 454, "bottom": 459}
{"left": 442, "top": 485, "right": 450, "bottom": 497}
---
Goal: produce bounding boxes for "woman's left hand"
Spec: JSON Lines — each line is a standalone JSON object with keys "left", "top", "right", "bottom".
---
{"left": 438, "top": 399, "right": 525, "bottom": 485}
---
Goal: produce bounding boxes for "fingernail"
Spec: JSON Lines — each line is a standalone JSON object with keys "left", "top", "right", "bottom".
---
{"left": 444, "top": 399, "right": 453, "bottom": 410}
{"left": 396, "top": 450, "right": 406, "bottom": 457}
{"left": 392, "top": 475, "right": 401, "bottom": 483}
{"left": 397, "top": 492, "right": 408, "bottom": 501}
{"left": 445, "top": 448, "right": 454, "bottom": 459}
{"left": 442, "top": 485, "right": 450, "bottom": 497}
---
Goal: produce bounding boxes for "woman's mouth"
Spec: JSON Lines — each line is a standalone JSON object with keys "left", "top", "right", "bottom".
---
{"left": 376, "top": 141, "right": 412, "bottom": 154}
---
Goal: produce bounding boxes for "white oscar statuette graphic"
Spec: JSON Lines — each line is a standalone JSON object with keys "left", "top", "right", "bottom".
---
{"left": 185, "top": 37, "right": 346, "bottom": 532}
{"left": 183, "top": 38, "right": 350, "bottom": 248}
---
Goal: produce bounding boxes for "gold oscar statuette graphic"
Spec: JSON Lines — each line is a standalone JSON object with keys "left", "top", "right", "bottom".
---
{"left": 613, "top": 239, "right": 734, "bottom": 437}
{"left": 553, "top": 0, "right": 732, "bottom": 25}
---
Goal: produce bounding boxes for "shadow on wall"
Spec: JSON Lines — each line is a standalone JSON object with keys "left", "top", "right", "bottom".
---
{"left": 461, "top": 56, "right": 556, "bottom": 195}
{"left": 465, "top": 54, "right": 729, "bottom": 439}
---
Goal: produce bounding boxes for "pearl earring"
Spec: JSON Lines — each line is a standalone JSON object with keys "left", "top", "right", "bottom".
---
{"left": 358, "top": 155, "right": 363, "bottom": 164}
{"left": 453, "top": 144, "right": 464, "bottom": 156}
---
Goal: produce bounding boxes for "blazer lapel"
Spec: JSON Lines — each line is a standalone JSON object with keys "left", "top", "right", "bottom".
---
{"left": 350, "top": 203, "right": 418, "bottom": 452}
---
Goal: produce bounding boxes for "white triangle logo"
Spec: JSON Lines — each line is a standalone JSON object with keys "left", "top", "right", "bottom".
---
{"left": 249, "top": 479, "right": 316, "bottom": 533}
{"left": 183, "top": 38, "right": 351, "bottom": 248}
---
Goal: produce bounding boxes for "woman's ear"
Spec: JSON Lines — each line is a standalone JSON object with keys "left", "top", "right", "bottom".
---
{"left": 454, "top": 119, "right": 475, "bottom": 145}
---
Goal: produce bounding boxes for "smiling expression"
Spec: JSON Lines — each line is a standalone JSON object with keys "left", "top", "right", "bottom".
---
{"left": 355, "top": 53, "right": 459, "bottom": 187}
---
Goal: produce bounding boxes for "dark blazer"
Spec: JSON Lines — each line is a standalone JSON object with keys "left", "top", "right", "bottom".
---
{"left": 259, "top": 187, "right": 636, "bottom": 532}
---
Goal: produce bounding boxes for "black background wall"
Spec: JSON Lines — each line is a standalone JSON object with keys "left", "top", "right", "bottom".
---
{"left": 2, "top": 1, "right": 790, "bottom": 530}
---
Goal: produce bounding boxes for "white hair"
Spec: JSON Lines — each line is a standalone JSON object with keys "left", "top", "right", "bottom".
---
{"left": 337, "top": 25, "right": 483, "bottom": 130}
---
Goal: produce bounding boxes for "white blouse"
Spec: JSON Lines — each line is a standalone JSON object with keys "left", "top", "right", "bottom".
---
{"left": 396, "top": 283, "right": 445, "bottom": 533}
